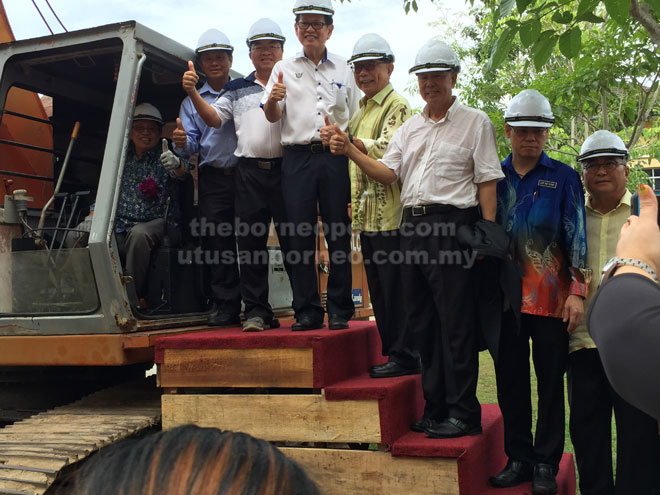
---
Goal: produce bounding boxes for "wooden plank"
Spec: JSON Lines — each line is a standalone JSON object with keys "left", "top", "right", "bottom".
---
{"left": 162, "top": 394, "right": 381, "bottom": 443}
{"left": 159, "top": 348, "right": 314, "bottom": 388}
{"left": 281, "top": 447, "right": 460, "bottom": 495}
{"left": 0, "top": 334, "right": 152, "bottom": 366}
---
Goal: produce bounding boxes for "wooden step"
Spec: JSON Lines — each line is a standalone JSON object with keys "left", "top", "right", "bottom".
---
{"left": 162, "top": 373, "right": 422, "bottom": 445}
{"left": 155, "top": 321, "right": 383, "bottom": 389}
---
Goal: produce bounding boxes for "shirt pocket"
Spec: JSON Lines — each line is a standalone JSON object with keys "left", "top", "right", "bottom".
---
{"left": 432, "top": 142, "right": 472, "bottom": 181}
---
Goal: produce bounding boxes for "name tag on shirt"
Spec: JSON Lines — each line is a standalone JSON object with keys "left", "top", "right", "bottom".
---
{"left": 538, "top": 180, "right": 557, "bottom": 189}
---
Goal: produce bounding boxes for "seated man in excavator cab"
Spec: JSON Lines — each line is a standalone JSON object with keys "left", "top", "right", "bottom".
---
{"left": 115, "top": 103, "right": 187, "bottom": 308}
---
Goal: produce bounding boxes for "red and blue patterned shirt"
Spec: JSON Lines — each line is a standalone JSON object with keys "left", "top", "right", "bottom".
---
{"left": 497, "top": 152, "right": 588, "bottom": 318}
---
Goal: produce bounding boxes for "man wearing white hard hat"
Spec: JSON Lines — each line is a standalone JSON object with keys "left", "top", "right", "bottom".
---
{"left": 328, "top": 39, "right": 503, "bottom": 438}
{"left": 173, "top": 29, "right": 241, "bottom": 328}
{"left": 568, "top": 131, "right": 659, "bottom": 495}
{"left": 320, "top": 33, "right": 418, "bottom": 377}
{"left": 261, "top": 0, "right": 360, "bottom": 331}
{"left": 180, "top": 19, "right": 290, "bottom": 333}
{"left": 116, "top": 103, "right": 187, "bottom": 307}
{"left": 489, "top": 89, "right": 588, "bottom": 494}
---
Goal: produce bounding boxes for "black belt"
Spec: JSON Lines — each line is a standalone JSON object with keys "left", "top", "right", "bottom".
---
{"left": 403, "top": 204, "right": 458, "bottom": 219}
{"left": 285, "top": 142, "right": 328, "bottom": 154}
{"left": 241, "top": 157, "right": 282, "bottom": 170}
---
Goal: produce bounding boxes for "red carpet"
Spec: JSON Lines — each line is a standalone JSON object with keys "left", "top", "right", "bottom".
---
{"left": 480, "top": 454, "right": 576, "bottom": 495}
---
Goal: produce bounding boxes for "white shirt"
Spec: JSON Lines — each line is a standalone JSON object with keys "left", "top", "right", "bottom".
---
{"left": 380, "top": 99, "right": 504, "bottom": 208}
{"left": 213, "top": 72, "right": 282, "bottom": 159}
{"left": 261, "top": 51, "right": 359, "bottom": 146}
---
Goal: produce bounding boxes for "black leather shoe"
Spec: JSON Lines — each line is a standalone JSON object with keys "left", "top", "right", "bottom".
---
{"left": 531, "top": 463, "right": 557, "bottom": 495}
{"left": 328, "top": 314, "right": 349, "bottom": 330}
{"left": 369, "top": 360, "right": 421, "bottom": 378}
{"left": 410, "top": 417, "right": 433, "bottom": 433}
{"left": 424, "top": 417, "right": 482, "bottom": 438}
{"left": 488, "top": 459, "right": 532, "bottom": 488}
{"left": 207, "top": 313, "right": 241, "bottom": 327}
{"left": 291, "top": 315, "right": 324, "bottom": 331}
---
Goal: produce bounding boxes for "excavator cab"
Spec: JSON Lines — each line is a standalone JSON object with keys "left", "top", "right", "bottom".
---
{"left": 0, "top": 21, "right": 247, "bottom": 336}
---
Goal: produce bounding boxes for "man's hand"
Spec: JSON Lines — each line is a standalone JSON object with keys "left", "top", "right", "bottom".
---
{"left": 320, "top": 115, "right": 338, "bottom": 146}
{"left": 172, "top": 118, "right": 187, "bottom": 149}
{"left": 182, "top": 60, "right": 199, "bottom": 96}
{"left": 563, "top": 294, "right": 584, "bottom": 333}
{"left": 329, "top": 124, "right": 351, "bottom": 156}
{"left": 269, "top": 72, "right": 286, "bottom": 103}
{"left": 160, "top": 139, "right": 181, "bottom": 171}
{"left": 617, "top": 183, "right": 660, "bottom": 276}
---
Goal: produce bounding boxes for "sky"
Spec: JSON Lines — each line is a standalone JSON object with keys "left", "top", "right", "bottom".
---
{"left": 1, "top": 0, "right": 472, "bottom": 109}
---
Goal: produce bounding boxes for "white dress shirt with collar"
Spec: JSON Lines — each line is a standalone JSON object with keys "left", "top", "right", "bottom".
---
{"left": 261, "top": 51, "right": 359, "bottom": 146}
{"left": 380, "top": 99, "right": 504, "bottom": 208}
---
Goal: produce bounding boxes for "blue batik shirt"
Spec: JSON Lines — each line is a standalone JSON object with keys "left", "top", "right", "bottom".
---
{"left": 496, "top": 152, "right": 588, "bottom": 318}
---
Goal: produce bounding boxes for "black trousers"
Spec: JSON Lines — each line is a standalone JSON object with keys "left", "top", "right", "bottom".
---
{"left": 495, "top": 311, "right": 568, "bottom": 469}
{"left": 568, "top": 348, "right": 659, "bottom": 495}
{"left": 234, "top": 158, "right": 290, "bottom": 321}
{"left": 280, "top": 147, "right": 354, "bottom": 320}
{"left": 400, "top": 207, "right": 480, "bottom": 423}
{"left": 198, "top": 166, "right": 241, "bottom": 317}
{"left": 360, "top": 230, "right": 417, "bottom": 366}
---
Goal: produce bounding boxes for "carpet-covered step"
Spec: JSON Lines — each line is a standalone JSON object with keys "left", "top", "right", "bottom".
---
{"left": 155, "top": 321, "right": 383, "bottom": 389}
{"left": 161, "top": 374, "right": 422, "bottom": 445}
{"left": 480, "top": 454, "right": 576, "bottom": 495}
{"left": 391, "top": 403, "right": 504, "bottom": 495}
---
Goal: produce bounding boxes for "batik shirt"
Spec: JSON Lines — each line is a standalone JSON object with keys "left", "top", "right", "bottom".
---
{"left": 349, "top": 84, "right": 410, "bottom": 232}
{"left": 116, "top": 144, "right": 181, "bottom": 232}
{"left": 496, "top": 152, "right": 588, "bottom": 318}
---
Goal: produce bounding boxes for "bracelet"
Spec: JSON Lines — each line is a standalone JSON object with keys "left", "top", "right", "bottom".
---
{"left": 600, "top": 256, "right": 659, "bottom": 285}
{"left": 348, "top": 133, "right": 354, "bottom": 144}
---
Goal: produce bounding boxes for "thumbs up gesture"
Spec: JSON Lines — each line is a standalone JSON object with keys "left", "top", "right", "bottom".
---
{"left": 172, "top": 118, "right": 187, "bottom": 149}
{"left": 160, "top": 138, "right": 181, "bottom": 171}
{"left": 320, "top": 114, "right": 337, "bottom": 146}
{"left": 328, "top": 122, "right": 350, "bottom": 156}
{"left": 269, "top": 71, "right": 286, "bottom": 103}
{"left": 182, "top": 60, "right": 199, "bottom": 95}
{"left": 617, "top": 183, "right": 660, "bottom": 276}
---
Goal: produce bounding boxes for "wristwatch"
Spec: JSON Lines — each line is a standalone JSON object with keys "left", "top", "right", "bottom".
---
{"left": 348, "top": 133, "right": 355, "bottom": 144}
{"left": 600, "top": 256, "right": 659, "bottom": 285}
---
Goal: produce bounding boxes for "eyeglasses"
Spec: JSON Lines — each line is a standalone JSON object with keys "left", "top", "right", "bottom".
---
{"left": 351, "top": 62, "right": 384, "bottom": 74}
{"left": 296, "top": 21, "right": 327, "bottom": 30}
{"left": 583, "top": 160, "right": 624, "bottom": 173}
{"left": 251, "top": 43, "right": 282, "bottom": 53}
{"left": 510, "top": 127, "right": 548, "bottom": 136}
{"left": 132, "top": 124, "right": 160, "bottom": 134}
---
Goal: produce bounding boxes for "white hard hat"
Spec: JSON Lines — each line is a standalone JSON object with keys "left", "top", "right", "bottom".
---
{"left": 348, "top": 33, "right": 394, "bottom": 65}
{"left": 133, "top": 103, "right": 163, "bottom": 125}
{"left": 578, "top": 130, "right": 629, "bottom": 162}
{"left": 504, "top": 89, "right": 554, "bottom": 128}
{"left": 196, "top": 29, "right": 234, "bottom": 54}
{"left": 292, "top": 0, "right": 334, "bottom": 16}
{"left": 246, "top": 18, "right": 286, "bottom": 47}
{"left": 409, "top": 39, "right": 460, "bottom": 75}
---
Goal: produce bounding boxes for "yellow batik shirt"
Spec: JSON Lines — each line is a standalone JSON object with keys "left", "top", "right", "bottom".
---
{"left": 349, "top": 83, "right": 411, "bottom": 232}
{"left": 569, "top": 189, "right": 632, "bottom": 353}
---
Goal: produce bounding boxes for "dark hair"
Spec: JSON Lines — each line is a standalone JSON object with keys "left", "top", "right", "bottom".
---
{"left": 72, "top": 425, "right": 320, "bottom": 495}
{"left": 295, "top": 14, "right": 333, "bottom": 25}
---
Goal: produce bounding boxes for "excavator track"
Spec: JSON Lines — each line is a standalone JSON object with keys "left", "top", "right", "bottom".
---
{"left": 0, "top": 378, "right": 161, "bottom": 495}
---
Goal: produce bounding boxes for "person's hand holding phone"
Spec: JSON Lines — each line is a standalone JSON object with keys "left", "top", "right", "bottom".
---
{"left": 617, "top": 183, "right": 660, "bottom": 278}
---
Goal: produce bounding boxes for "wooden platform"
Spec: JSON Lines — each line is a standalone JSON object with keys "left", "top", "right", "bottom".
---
{"left": 0, "top": 378, "right": 161, "bottom": 495}
{"left": 155, "top": 321, "right": 576, "bottom": 495}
